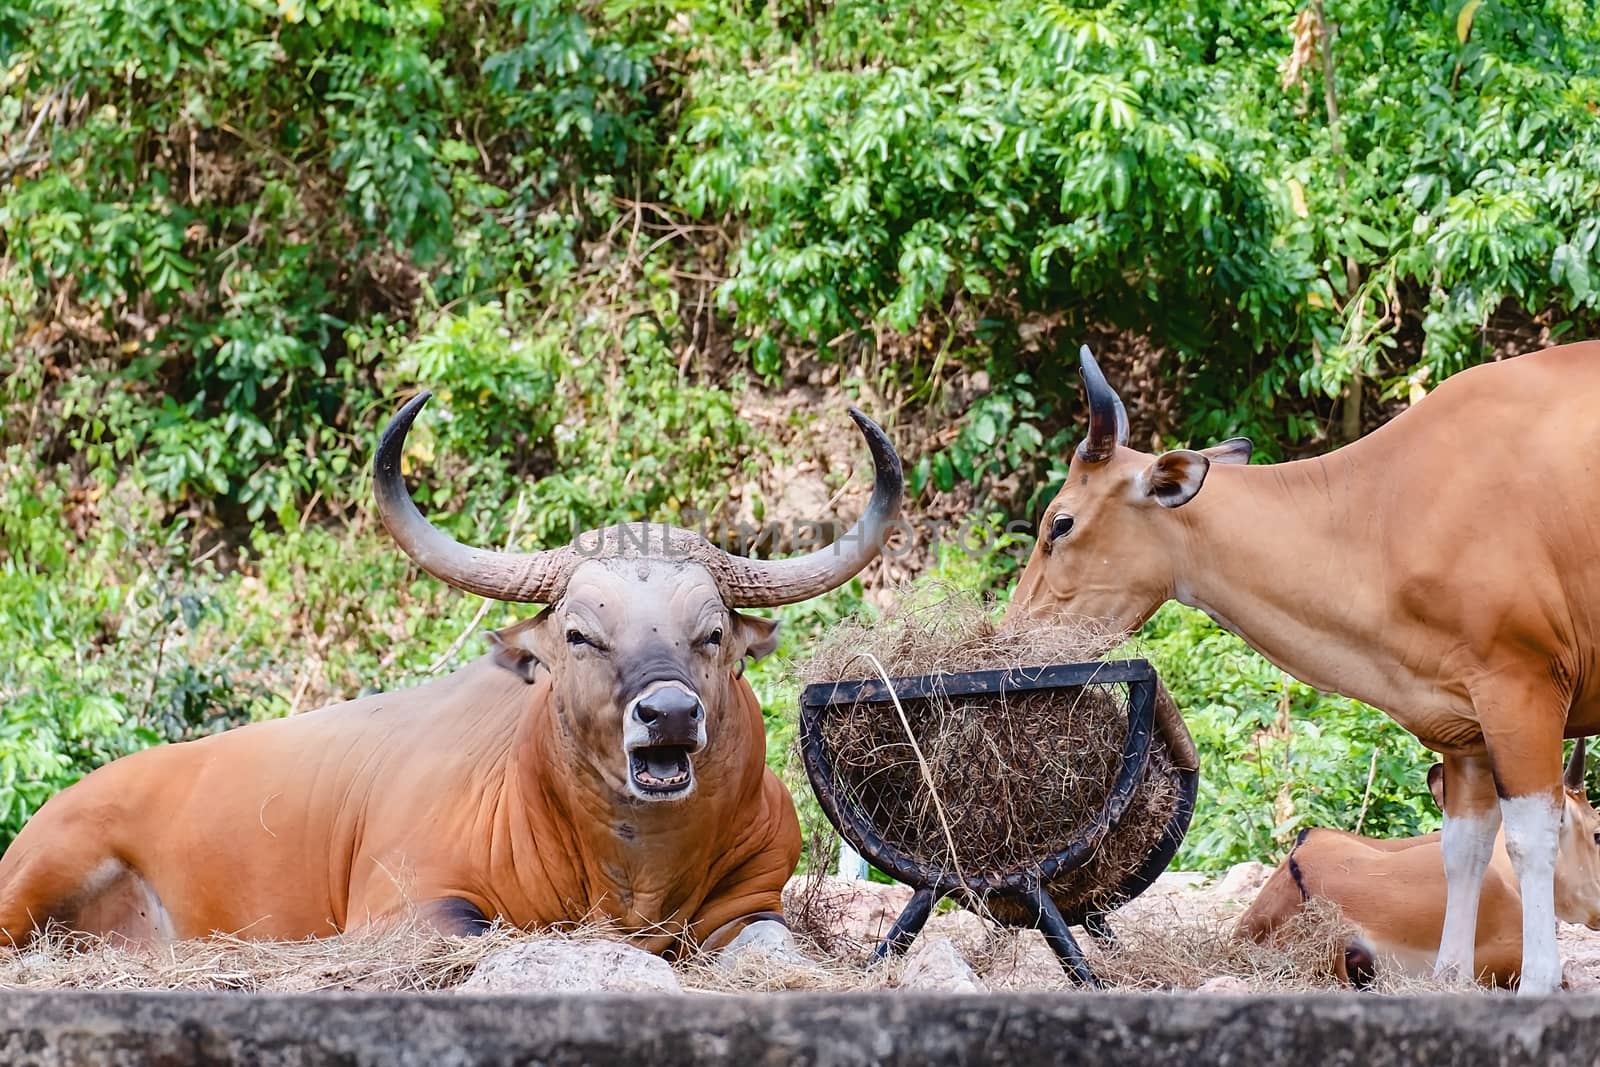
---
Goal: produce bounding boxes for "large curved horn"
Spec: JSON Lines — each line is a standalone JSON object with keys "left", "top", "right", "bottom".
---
{"left": 1077, "top": 344, "right": 1127, "bottom": 461}
{"left": 708, "top": 407, "right": 903, "bottom": 608}
{"left": 1566, "top": 737, "right": 1588, "bottom": 792}
{"left": 374, "top": 392, "right": 575, "bottom": 603}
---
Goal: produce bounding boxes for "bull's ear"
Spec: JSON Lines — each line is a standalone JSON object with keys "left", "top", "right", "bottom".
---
{"left": 733, "top": 611, "right": 781, "bottom": 663}
{"left": 1138, "top": 449, "right": 1210, "bottom": 509}
{"left": 487, "top": 613, "right": 549, "bottom": 684}
{"left": 1427, "top": 764, "right": 1446, "bottom": 811}
{"left": 1200, "top": 437, "right": 1254, "bottom": 465}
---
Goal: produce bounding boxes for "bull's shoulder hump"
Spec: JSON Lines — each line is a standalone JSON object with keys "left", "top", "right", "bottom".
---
{"left": 299, "top": 655, "right": 528, "bottom": 721}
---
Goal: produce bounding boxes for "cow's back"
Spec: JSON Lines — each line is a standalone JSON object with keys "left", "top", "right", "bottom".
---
{"left": 1329, "top": 342, "right": 1600, "bottom": 726}
{"left": 0, "top": 656, "right": 528, "bottom": 939}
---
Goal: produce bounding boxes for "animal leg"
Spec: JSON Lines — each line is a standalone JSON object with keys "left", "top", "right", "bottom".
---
{"left": 1483, "top": 711, "right": 1566, "bottom": 996}
{"left": 0, "top": 845, "right": 171, "bottom": 949}
{"left": 419, "top": 897, "right": 494, "bottom": 937}
{"left": 718, "top": 918, "right": 799, "bottom": 956}
{"left": 699, "top": 910, "right": 791, "bottom": 954}
{"left": 1434, "top": 753, "right": 1499, "bottom": 984}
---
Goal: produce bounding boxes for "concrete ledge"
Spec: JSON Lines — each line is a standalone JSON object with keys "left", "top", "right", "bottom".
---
{"left": 0, "top": 991, "right": 1594, "bottom": 1065}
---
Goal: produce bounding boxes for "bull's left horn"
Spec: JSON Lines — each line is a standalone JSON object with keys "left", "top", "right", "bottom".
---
{"left": 1566, "top": 737, "right": 1588, "bottom": 792}
{"left": 374, "top": 392, "right": 575, "bottom": 602}
{"left": 710, "top": 407, "right": 903, "bottom": 608}
{"left": 1077, "top": 345, "right": 1128, "bottom": 461}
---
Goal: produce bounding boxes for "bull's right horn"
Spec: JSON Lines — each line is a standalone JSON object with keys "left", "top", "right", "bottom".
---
{"left": 373, "top": 392, "right": 576, "bottom": 603}
{"left": 708, "top": 407, "right": 903, "bottom": 608}
{"left": 1076, "top": 344, "right": 1128, "bottom": 462}
{"left": 1566, "top": 737, "right": 1588, "bottom": 792}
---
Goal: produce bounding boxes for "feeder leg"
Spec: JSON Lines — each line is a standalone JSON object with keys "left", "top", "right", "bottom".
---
{"left": 1031, "top": 890, "right": 1102, "bottom": 988}
{"left": 1083, "top": 911, "right": 1118, "bottom": 946}
{"left": 872, "top": 887, "right": 938, "bottom": 962}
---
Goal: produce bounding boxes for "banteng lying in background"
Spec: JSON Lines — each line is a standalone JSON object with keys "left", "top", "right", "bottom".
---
{"left": 1007, "top": 341, "right": 1600, "bottom": 994}
{"left": 1237, "top": 742, "right": 1600, "bottom": 988}
{"left": 0, "top": 395, "right": 903, "bottom": 959}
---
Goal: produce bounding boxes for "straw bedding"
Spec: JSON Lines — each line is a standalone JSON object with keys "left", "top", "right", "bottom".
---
{"left": 0, "top": 887, "right": 1452, "bottom": 995}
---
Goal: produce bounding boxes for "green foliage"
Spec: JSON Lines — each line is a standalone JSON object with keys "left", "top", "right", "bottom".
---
{"left": 2, "top": 0, "right": 1593, "bottom": 869}
{"left": 676, "top": 0, "right": 1600, "bottom": 450}
{"left": 678, "top": 0, "right": 1302, "bottom": 379}
{"left": 1137, "top": 604, "right": 1441, "bottom": 870}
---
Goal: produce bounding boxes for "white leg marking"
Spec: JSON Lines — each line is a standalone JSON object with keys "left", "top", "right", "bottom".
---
{"left": 714, "top": 919, "right": 815, "bottom": 973}
{"left": 1501, "top": 794, "right": 1561, "bottom": 995}
{"left": 1435, "top": 808, "right": 1499, "bottom": 983}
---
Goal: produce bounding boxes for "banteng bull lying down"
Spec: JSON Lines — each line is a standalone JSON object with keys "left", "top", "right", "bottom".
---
{"left": 0, "top": 395, "right": 903, "bottom": 957}
{"left": 1007, "top": 340, "right": 1600, "bottom": 993}
{"left": 1238, "top": 743, "right": 1600, "bottom": 988}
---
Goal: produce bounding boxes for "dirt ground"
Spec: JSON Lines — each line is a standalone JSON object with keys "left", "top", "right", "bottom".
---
{"left": 787, "top": 865, "right": 1600, "bottom": 994}
{"left": 4, "top": 864, "right": 1599, "bottom": 995}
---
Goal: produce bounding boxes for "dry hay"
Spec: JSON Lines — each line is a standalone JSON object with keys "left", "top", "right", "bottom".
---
{"left": 0, "top": 919, "right": 526, "bottom": 993}
{"left": 1082, "top": 899, "right": 1358, "bottom": 992}
{"left": 801, "top": 589, "right": 1189, "bottom": 924}
{"left": 0, "top": 883, "right": 1481, "bottom": 995}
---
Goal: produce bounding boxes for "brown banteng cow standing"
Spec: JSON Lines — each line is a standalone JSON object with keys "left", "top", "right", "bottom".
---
{"left": 0, "top": 395, "right": 903, "bottom": 957}
{"left": 1237, "top": 742, "right": 1600, "bottom": 988}
{"left": 1007, "top": 341, "right": 1600, "bottom": 994}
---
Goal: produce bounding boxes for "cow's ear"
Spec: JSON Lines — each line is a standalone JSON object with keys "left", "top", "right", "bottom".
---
{"left": 732, "top": 611, "right": 781, "bottom": 664}
{"left": 487, "top": 612, "right": 550, "bottom": 684}
{"left": 1200, "top": 437, "right": 1254, "bottom": 465}
{"left": 1427, "top": 763, "right": 1446, "bottom": 811}
{"left": 1137, "top": 449, "right": 1210, "bottom": 509}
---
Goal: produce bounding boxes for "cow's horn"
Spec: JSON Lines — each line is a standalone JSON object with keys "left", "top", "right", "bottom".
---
{"left": 374, "top": 392, "right": 575, "bottom": 603}
{"left": 709, "top": 407, "right": 903, "bottom": 608}
{"left": 1566, "top": 737, "right": 1588, "bottom": 792}
{"left": 1077, "top": 344, "right": 1128, "bottom": 461}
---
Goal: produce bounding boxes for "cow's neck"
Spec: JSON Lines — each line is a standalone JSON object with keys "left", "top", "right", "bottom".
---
{"left": 1168, "top": 453, "right": 1399, "bottom": 706}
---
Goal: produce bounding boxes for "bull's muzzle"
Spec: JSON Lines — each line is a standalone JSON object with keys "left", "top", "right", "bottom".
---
{"left": 623, "top": 684, "right": 706, "bottom": 801}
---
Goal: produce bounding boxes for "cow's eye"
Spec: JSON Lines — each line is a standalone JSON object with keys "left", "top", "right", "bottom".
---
{"left": 1051, "top": 514, "right": 1075, "bottom": 541}
{"left": 701, "top": 628, "right": 724, "bottom": 648}
{"left": 566, "top": 629, "right": 592, "bottom": 648}
{"left": 1592, "top": 830, "right": 1599, "bottom": 847}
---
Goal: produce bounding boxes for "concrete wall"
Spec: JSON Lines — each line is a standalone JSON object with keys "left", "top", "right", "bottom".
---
{"left": 0, "top": 991, "right": 1594, "bottom": 1066}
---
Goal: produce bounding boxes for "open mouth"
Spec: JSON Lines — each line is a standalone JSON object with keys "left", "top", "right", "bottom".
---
{"left": 629, "top": 745, "right": 695, "bottom": 796}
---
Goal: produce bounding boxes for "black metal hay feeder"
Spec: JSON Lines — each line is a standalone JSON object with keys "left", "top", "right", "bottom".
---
{"left": 800, "top": 659, "right": 1198, "bottom": 987}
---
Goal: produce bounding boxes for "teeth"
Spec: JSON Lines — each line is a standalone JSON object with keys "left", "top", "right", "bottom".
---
{"left": 630, "top": 749, "right": 692, "bottom": 790}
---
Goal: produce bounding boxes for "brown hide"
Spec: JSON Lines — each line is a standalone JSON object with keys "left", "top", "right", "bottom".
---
{"left": 1011, "top": 341, "right": 1600, "bottom": 992}
{"left": 0, "top": 401, "right": 904, "bottom": 952}
{"left": 1010, "top": 342, "right": 1600, "bottom": 761}
{"left": 1236, "top": 786, "right": 1600, "bottom": 988}
{"left": 0, "top": 655, "right": 799, "bottom": 952}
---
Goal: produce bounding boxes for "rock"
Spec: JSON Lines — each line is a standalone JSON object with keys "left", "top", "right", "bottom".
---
{"left": 784, "top": 875, "right": 914, "bottom": 947}
{"left": 1148, "top": 871, "right": 1209, "bottom": 896}
{"left": 900, "top": 937, "right": 986, "bottom": 993}
{"left": 457, "top": 939, "right": 681, "bottom": 995}
{"left": 1213, "top": 862, "right": 1273, "bottom": 901}
{"left": 715, "top": 919, "right": 813, "bottom": 972}
{"left": 1196, "top": 975, "right": 1252, "bottom": 995}
{"left": 981, "top": 930, "right": 1073, "bottom": 991}
{"left": 924, "top": 907, "right": 991, "bottom": 953}
{"left": 1563, "top": 958, "right": 1599, "bottom": 992}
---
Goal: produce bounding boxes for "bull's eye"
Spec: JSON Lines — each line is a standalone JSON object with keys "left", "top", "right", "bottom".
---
{"left": 1050, "top": 514, "right": 1075, "bottom": 541}
{"left": 700, "top": 628, "right": 724, "bottom": 648}
{"left": 566, "top": 629, "right": 591, "bottom": 648}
